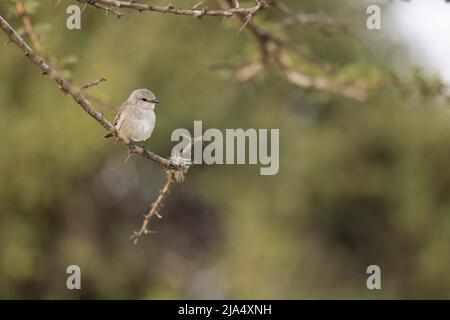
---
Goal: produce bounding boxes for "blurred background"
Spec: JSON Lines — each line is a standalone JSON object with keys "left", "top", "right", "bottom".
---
{"left": 1, "top": 0, "right": 450, "bottom": 299}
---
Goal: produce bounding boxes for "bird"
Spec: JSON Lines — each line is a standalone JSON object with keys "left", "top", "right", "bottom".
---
{"left": 105, "top": 89, "right": 159, "bottom": 144}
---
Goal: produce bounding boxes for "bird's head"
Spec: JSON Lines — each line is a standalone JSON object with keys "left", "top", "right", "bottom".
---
{"left": 129, "top": 89, "right": 159, "bottom": 110}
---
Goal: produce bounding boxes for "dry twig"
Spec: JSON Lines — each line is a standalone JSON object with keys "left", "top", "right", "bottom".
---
{"left": 81, "top": 77, "right": 108, "bottom": 90}
{"left": 130, "top": 171, "right": 175, "bottom": 243}
{"left": 15, "top": 0, "right": 45, "bottom": 55}
{"left": 79, "top": 0, "right": 267, "bottom": 18}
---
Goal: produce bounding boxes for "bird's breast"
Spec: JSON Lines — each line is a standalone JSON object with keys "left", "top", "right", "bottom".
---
{"left": 124, "top": 111, "right": 156, "bottom": 142}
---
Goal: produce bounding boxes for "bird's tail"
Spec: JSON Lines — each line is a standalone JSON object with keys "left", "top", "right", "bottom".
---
{"left": 104, "top": 132, "right": 114, "bottom": 138}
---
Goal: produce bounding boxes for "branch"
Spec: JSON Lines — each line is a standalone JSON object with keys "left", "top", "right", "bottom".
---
{"left": 0, "top": 15, "right": 184, "bottom": 171}
{"left": 79, "top": 0, "right": 267, "bottom": 18}
{"left": 131, "top": 171, "right": 175, "bottom": 243}
{"left": 81, "top": 1, "right": 125, "bottom": 18}
{"left": 81, "top": 77, "right": 107, "bottom": 90}
{"left": 15, "top": 0, "right": 45, "bottom": 55}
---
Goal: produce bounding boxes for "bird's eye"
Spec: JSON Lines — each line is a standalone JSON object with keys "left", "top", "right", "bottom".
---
{"left": 141, "top": 98, "right": 149, "bottom": 102}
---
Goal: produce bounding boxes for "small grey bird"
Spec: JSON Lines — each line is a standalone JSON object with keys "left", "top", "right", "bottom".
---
{"left": 105, "top": 89, "right": 159, "bottom": 143}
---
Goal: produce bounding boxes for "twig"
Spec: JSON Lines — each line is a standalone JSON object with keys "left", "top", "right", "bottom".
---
{"left": 81, "top": 77, "right": 107, "bottom": 90}
{"left": 192, "top": 1, "right": 205, "bottom": 10}
{"left": 237, "top": 0, "right": 265, "bottom": 34}
{"left": 0, "top": 15, "right": 184, "bottom": 171}
{"left": 131, "top": 171, "right": 175, "bottom": 243}
{"left": 15, "top": 0, "right": 45, "bottom": 55}
{"left": 83, "top": 0, "right": 124, "bottom": 18}
{"left": 78, "top": 0, "right": 266, "bottom": 18}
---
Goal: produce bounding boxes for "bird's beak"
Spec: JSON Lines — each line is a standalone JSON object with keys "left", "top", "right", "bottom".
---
{"left": 153, "top": 99, "right": 160, "bottom": 104}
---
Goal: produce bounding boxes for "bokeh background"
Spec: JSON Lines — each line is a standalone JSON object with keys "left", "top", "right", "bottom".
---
{"left": 1, "top": 0, "right": 450, "bottom": 299}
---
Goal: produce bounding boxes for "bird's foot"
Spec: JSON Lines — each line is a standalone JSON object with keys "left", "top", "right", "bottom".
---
{"left": 124, "top": 140, "right": 134, "bottom": 162}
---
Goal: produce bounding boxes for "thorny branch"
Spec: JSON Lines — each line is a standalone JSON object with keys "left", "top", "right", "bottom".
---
{"left": 131, "top": 132, "right": 199, "bottom": 242}
{"left": 78, "top": 0, "right": 268, "bottom": 18}
{"left": 131, "top": 172, "right": 175, "bottom": 243}
{"left": 81, "top": 0, "right": 125, "bottom": 18}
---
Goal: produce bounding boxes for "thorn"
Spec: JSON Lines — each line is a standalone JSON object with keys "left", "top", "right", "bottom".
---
{"left": 192, "top": 1, "right": 204, "bottom": 9}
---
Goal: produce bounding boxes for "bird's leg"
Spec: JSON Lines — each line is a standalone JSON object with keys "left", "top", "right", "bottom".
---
{"left": 124, "top": 140, "right": 134, "bottom": 162}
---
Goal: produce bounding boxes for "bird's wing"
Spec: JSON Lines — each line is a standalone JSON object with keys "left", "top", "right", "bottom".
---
{"left": 113, "top": 101, "right": 130, "bottom": 129}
